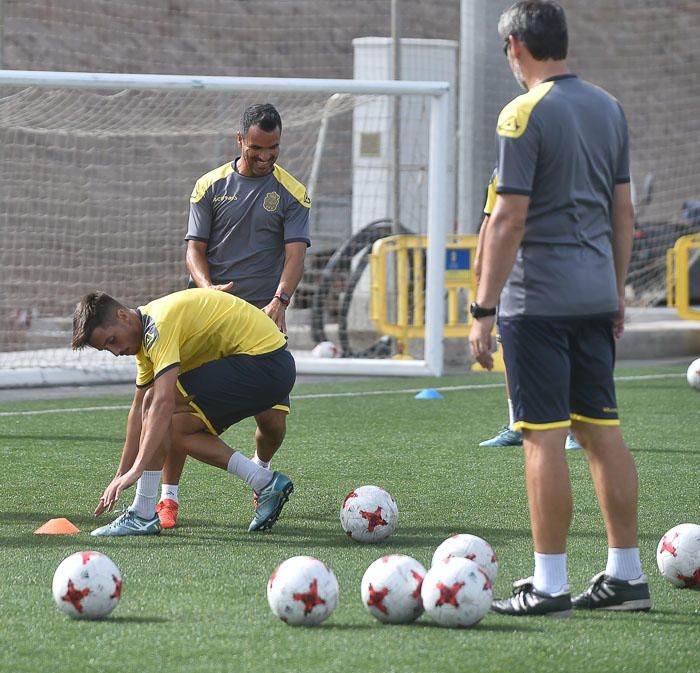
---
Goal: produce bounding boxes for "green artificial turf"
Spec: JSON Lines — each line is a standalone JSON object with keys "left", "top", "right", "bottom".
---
{"left": 0, "top": 363, "right": 698, "bottom": 673}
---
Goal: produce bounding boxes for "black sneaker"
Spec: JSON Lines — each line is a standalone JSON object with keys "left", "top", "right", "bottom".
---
{"left": 491, "top": 577, "right": 572, "bottom": 618}
{"left": 572, "top": 572, "right": 651, "bottom": 612}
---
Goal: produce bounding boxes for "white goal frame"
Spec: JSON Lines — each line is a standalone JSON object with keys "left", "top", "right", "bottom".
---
{"left": 0, "top": 70, "right": 450, "bottom": 381}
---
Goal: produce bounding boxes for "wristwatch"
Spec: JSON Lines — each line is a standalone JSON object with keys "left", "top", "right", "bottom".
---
{"left": 274, "top": 292, "right": 291, "bottom": 306}
{"left": 470, "top": 302, "right": 496, "bottom": 319}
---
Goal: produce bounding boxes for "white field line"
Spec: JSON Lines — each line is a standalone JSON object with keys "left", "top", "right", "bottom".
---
{"left": 0, "top": 372, "right": 683, "bottom": 418}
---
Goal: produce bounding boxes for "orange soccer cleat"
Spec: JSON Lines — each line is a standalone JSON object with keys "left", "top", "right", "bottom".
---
{"left": 156, "top": 499, "right": 179, "bottom": 529}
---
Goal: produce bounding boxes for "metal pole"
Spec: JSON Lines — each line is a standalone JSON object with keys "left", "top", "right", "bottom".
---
{"left": 424, "top": 92, "right": 450, "bottom": 376}
{"left": 0, "top": 70, "right": 448, "bottom": 96}
{"left": 0, "top": 0, "right": 4, "bottom": 69}
{"left": 391, "top": 0, "right": 401, "bottom": 234}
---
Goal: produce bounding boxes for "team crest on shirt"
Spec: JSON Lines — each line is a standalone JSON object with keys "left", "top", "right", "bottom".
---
{"left": 263, "top": 191, "right": 280, "bottom": 212}
{"left": 142, "top": 315, "right": 159, "bottom": 352}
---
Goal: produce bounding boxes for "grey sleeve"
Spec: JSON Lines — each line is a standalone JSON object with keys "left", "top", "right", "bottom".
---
{"left": 185, "top": 194, "right": 213, "bottom": 242}
{"left": 282, "top": 198, "right": 311, "bottom": 246}
{"left": 615, "top": 104, "right": 631, "bottom": 184}
{"left": 496, "top": 121, "right": 540, "bottom": 196}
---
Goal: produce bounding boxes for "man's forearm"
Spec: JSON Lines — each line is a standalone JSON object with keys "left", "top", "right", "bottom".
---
{"left": 129, "top": 396, "right": 174, "bottom": 476}
{"left": 612, "top": 185, "right": 635, "bottom": 296}
{"left": 475, "top": 218, "right": 524, "bottom": 306}
{"left": 276, "top": 242, "right": 307, "bottom": 297}
{"left": 186, "top": 241, "right": 213, "bottom": 288}
{"left": 116, "top": 392, "right": 144, "bottom": 476}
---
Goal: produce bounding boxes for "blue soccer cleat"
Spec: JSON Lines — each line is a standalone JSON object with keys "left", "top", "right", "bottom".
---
{"left": 479, "top": 427, "right": 523, "bottom": 447}
{"left": 91, "top": 506, "right": 162, "bottom": 537}
{"left": 248, "top": 472, "right": 294, "bottom": 532}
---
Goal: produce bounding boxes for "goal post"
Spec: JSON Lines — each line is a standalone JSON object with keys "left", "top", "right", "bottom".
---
{"left": 0, "top": 70, "right": 451, "bottom": 385}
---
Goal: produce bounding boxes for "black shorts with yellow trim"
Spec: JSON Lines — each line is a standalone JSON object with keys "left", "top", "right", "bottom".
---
{"left": 177, "top": 346, "right": 295, "bottom": 435}
{"left": 498, "top": 314, "right": 620, "bottom": 431}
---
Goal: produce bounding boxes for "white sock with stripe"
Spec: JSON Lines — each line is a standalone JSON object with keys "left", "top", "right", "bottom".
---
{"left": 160, "top": 484, "right": 179, "bottom": 504}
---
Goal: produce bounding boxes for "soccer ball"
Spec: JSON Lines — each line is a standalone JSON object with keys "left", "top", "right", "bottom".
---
{"left": 686, "top": 358, "right": 700, "bottom": 390}
{"left": 360, "top": 554, "right": 426, "bottom": 624}
{"left": 52, "top": 551, "right": 122, "bottom": 619}
{"left": 267, "top": 555, "right": 339, "bottom": 626}
{"left": 656, "top": 523, "right": 700, "bottom": 589}
{"left": 340, "top": 485, "right": 398, "bottom": 543}
{"left": 431, "top": 533, "right": 499, "bottom": 584}
{"left": 311, "top": 341, "right": 339, "bottom": 358}
{"left": 421, "top": 556, "right": 492, "bottom": 628}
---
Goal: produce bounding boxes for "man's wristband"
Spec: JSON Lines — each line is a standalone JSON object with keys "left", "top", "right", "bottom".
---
{"left": 469, "top": 302, "right": 496, "bottom": 319}
{"left": 274, "top": 292, "right": 291, "bottom": 306}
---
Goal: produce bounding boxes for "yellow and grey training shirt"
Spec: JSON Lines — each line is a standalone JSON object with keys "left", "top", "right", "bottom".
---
{"left": 135, "top": 288, "right": 287, "bottom": 388}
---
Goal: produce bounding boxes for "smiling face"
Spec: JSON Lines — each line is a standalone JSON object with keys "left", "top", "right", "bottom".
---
{"left": 88, "top": 309, "right": 142, "bottom": 357}
{"left": 236, "top": 124, "right": 281, "bottom": 177}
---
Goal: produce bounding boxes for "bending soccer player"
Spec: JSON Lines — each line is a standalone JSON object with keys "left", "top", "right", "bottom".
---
{"left": 71, "top": 288, "right": 295, "bottom": 536}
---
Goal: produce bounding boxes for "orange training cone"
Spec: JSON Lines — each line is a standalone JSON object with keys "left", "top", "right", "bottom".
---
{"left": 34, "top": 518, "right": 81, "bottom": 534}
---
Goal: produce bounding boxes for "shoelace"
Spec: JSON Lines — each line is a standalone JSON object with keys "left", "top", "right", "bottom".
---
{"left": 105, "top": 504, "right": 131, "bottom": 526}
{"left": 511, "top": 577, "right": 535, "bottom": 596}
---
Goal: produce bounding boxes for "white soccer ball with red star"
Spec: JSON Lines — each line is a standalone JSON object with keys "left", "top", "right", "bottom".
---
{"left": 431, "top": 533, "right": 499, "bottom": 584}
{"left": 52, "top": 551, "right": 122, "bottom": 619}
{"left": 421, "top": 556, "right": 492, "bottom": 628}
{"left": 340, "top": 485, "right": 398, "bottom": 543}
{"left": 686, "top": 358, "right": 700, "bottom": 390}
{"left": 311, "top": 341, "right": 340, "bottom": 358}
{"left": 360, "top": 554, "right": 426, "bottom": 624}
{"left": 267, "top": 555, "right": 339, "bottom": 626}
{"left": 656, "top": 523, "right": 700, "bottom": 589}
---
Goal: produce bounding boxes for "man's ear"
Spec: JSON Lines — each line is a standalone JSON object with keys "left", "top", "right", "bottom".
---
{"left": 236, "top": 131, "right": 243, "bottom": 146}
{"left": 115, "top": 307, "right": 130, "bottom": 323}
{"left": 510, "top": 36, "right": 524, "bottom": 59}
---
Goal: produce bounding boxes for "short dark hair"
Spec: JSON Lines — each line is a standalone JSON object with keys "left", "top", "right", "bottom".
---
{"left": 498, "top": 0, "right": 568, "bottom": 61}
{"left": 72, "top": 291, "right": 123, "bottom": 349}
{"left": 240, "top": 103, "right": 282, "bottom": 137}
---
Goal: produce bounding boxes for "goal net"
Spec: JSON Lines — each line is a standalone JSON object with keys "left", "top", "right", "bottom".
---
{"left": 0, "top": 72, "right": 451, "bottom": 385}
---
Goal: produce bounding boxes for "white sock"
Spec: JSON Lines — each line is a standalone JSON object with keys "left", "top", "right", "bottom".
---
{"left": 131, "top": 470, "right": 161, "bottom": 519}
{"left": 507, "top": 398, "right": 516, "bottom": 430}
{"left": 533, "top": 552, "right": 569, "bottom": 595}
{"left": 160, "top": 484, "right": 179, "bottom": 504}
{"left": 251, "top": 454, "right": 270, "bottom": 470}
{"left": 227, "top": 452, "right": 273, "bottom": 492}
{"left": 605, "top": 547, "right": 643, "bottom": 581}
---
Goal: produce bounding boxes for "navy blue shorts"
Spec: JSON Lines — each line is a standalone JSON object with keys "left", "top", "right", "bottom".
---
{"left": 498, "top": 315, "right": 620, "bottom": 431}
{"left": 177, "top": 347, "right": 296, "bottom": 435}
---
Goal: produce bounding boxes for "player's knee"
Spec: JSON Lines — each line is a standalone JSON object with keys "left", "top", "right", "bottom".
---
{"left": 256, "top": 410, "right": 287, "bottom": 443}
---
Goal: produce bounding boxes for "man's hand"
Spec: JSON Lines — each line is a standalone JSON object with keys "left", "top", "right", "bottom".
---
{"left": 263, "top": 299, "right": 287, "bottom": 333}
{"left": 210, "top": 281, "right": 234, "bottom": 292}
{"left": 613, "top": 296, "right": 626, "bottom": 339}
{"left": 94, "top": 471, "right": 140, "bottom": 516}
{"left": 469, "top": 316, "right": 496, "bottom": 370}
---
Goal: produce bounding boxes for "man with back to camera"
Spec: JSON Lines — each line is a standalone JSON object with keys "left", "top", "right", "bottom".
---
{"left": 470, "top": 0, "right": 650, "bottom": 616}
{"left": 157, "top": 103, "right": 311, "bottom": 529}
